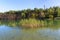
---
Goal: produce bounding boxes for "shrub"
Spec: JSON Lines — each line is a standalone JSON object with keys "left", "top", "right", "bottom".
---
{"left": 19, "top": 18, "right": 41, "bottom": 28}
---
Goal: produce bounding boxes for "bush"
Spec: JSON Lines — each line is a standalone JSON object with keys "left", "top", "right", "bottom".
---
{"left": 19, "top": 18, "right": 42, "bottom": 28}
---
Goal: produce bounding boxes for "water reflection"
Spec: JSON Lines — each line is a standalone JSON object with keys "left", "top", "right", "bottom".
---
{"left": 0, "top": 20, "right": 60, "bottom": 40}
{"left": 0, "top": 26, "right": 60, "bottom": 40}
{"left": 0, "top": 25, "right": 22, "bottom": 40}
{"left": 0, "top": 20, "right": 60, "bottom": 28}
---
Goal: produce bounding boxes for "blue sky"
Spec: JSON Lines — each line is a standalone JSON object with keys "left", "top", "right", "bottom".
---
{"left": 0, "top": 0, "right": 60, "bottom": 12}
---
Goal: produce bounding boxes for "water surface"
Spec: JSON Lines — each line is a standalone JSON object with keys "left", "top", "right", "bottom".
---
{"left": 0, "top": 20, "right": 60, "bottom": 40}
{"left": 0, "top": 25, "right": 60, "bottom": 40}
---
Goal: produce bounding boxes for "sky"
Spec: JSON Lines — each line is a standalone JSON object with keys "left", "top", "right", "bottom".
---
{"left": 0, "top": 0, "right": 60, "bottom": 12}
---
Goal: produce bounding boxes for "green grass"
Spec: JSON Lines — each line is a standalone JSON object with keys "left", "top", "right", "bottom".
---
{"left": 0, "top": 19, "right": 60, "bottom": 28}
{"left": 19, "top": 18, "right": 46, "bottom": 28}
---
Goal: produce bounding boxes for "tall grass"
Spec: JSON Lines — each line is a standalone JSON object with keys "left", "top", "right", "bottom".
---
{"left": 0, "top": 19, "right": 56, "bottom": 28}
{"left": 19, "top": 19, "right": 46, "bottom": 28}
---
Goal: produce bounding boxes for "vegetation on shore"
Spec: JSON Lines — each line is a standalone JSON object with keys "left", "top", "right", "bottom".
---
{"left": 19, "top": 19, "right": 41, "bottom": 28}
{"left": 0, "top": 6, "right": 60, "bottom": 28}
{"left": 0, "top": 6, "right": 60, "bottom": 21}
{"left": 0, "top": 19, "right": 58, "bottom": 28}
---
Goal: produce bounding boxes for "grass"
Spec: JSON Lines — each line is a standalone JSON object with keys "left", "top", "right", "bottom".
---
{"left": 19, "top": 18, "right": 46, "bottom": 28}
{"left": 0, "top": 19, "right": 59, "bottom": 28}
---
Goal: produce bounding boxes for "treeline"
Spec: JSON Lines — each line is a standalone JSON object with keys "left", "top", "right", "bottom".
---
{"left": 0, "top": 6, "right": 60, "bottom": 20}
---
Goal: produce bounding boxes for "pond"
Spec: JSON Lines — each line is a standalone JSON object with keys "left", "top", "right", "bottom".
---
{"left": 0, "top": 20, "right": 60, "bottom": 40}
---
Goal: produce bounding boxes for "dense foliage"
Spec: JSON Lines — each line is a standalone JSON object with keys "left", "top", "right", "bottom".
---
{"left": 0, "top": 6, "right": 60, "bottom": 20}
{"left": 0, "top": 7, "right": 60, "bottom": 28}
